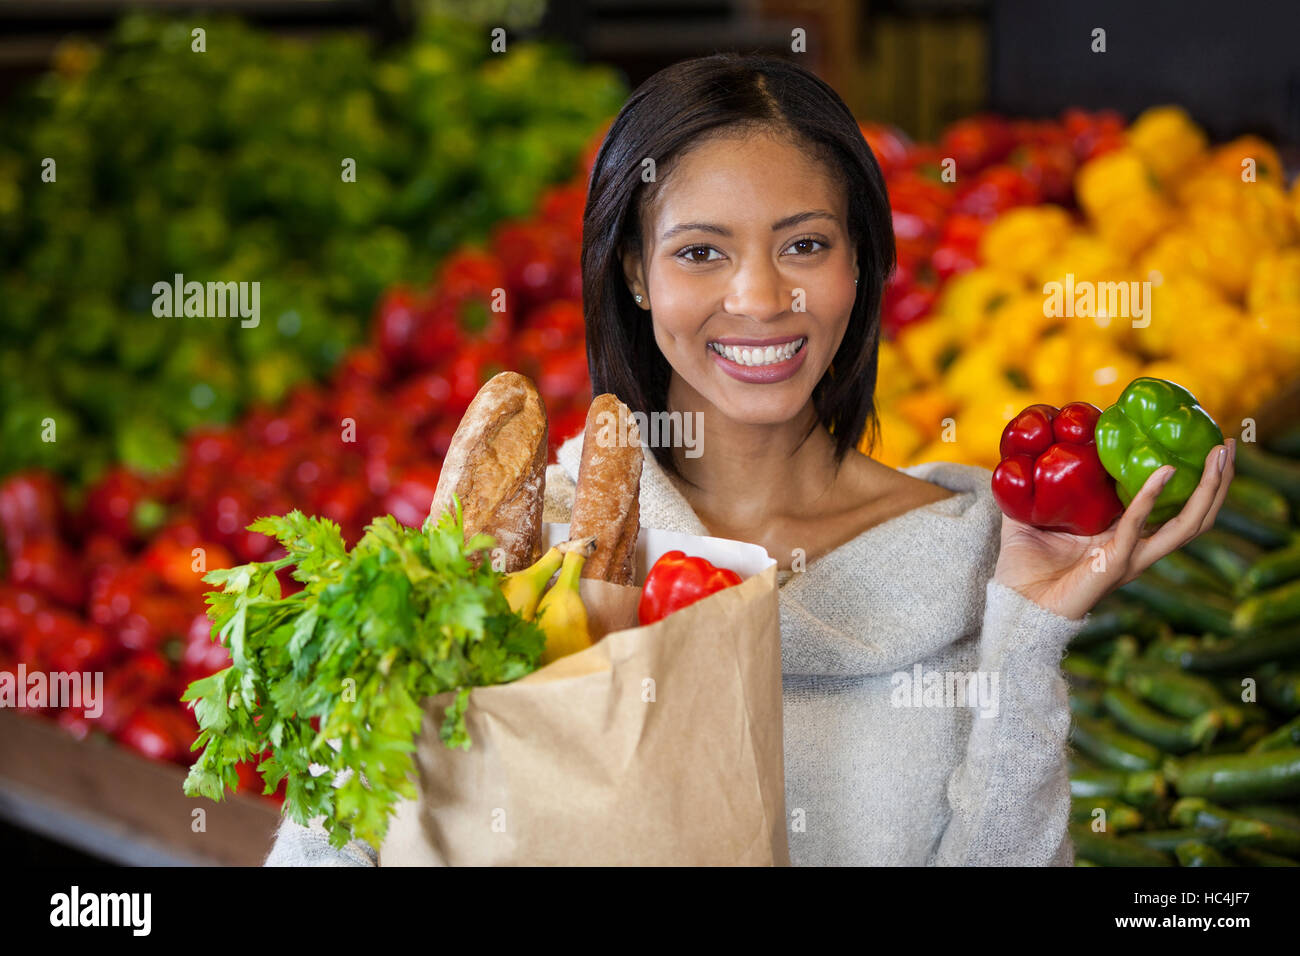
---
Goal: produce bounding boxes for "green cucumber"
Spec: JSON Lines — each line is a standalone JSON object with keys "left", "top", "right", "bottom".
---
{"left": 1129, "top": 828, "right": 1236, "bottom": 853}
{"left": 1071, "top": 714, "right": 1163, "bottom": 772}
{"left": 1233, "top": 579, "right": 1300, "bottom": 634}
{"left": 1215, "top": 502, "right": 1294, "bottom": 549}
{"left": 1143, "top": 635, "right": 1205, "bottom": 668}
{"left": 1069, "top": 824, "right": 1175, "bottom": 866}
{"left": 1102, "top": 635, "right": 1141, "bottom": 684}
{"left": 1265, "top": 421, "right": 1300, "bottom": 458}
{"left": 1165, "top": 748, "right": 1300, "bottom": 802}
{"left": 1175, "top": 841, "right": 1236, "bottom": 866}
{"left": 1102, "top": 686, "right": 1222, "bottom": 753}
{"left": 1070, "top": 767, "right": 1167, "bottom": 806}
{"left": 1184, "top": 529, "right": 1264, "bottom": 592}
{"left": 1119, "top": 574, "right": 1236, "bottom": 635}
{"left": 1170, "top": 797, "right": 1300, "bottom": 856}
{"left": 1150, "top": 550, "right": 1233, "bottom": 597}
{"left": 1069, "top": 748, "right": 1104, "bottom": 774}
{"left": 1203, "top": 722, "right": 1270, "bottom": 754}
{"left": 1236, "top": 803, "right": 1300, "bottom": 834}
{"left": 1226, "top": 474, "right": 1291, "bottom": 525}
{"left": 1069, "top": 597, "right": 1148, "bottom": 648}
{"left": 1242, "top": 542, "right": 1300, "bottom": 595}
{"left": 1260, "top": 670, "right": 1300, "bottom": 715}
{"left": 1123, "top": 664, "right": 1228, "bottom": 717}
{"left": 1250, "top": 715, "right": 1300, "bottom": 753}
{"left": 1070, "top": 796, "right": 1144, "bottom": 832}
{"left": 1070, "top": 686, "right": 1104, "bottom": 718}
{"left": 1062, "top": 653, "right": 1108, "bottom": 684}
{"left": 1166, "top": 625, "right": 1300, "bottom": 672}
{"left": 1235, "top": 444, "right": 1300, "bottom": 512}
{"left": 1232, "top": 847, "right": 1300, "bottom": 866}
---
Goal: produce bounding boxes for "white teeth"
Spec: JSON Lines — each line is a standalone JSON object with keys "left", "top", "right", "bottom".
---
{"left": 710, "top": 337, "right": 805, "bottom": 366}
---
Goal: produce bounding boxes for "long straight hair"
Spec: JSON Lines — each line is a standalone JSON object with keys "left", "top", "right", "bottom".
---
{"left": 580, "top": 52, "right": 895, "bottom": 484}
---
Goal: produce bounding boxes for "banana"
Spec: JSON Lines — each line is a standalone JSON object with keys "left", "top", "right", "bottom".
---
{"left": 500, "top": 545, "right": 564, "bottom": 620}
{"left": 536, "top": 535, "right": 597, "bottom": 665}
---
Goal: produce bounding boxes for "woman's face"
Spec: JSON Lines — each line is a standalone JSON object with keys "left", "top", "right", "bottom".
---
{"left": 624, "top": 129, "right": 859, "bottom": 427}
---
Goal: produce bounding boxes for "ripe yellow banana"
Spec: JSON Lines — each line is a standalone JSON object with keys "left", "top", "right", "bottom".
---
{"left": 500, "top": 545, "right": 564, "bottom": 620}
{"left": 536, "top": 535, "right": 597, "bottom": 665}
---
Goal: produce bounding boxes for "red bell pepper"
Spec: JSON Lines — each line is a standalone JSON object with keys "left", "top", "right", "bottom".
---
{"left": 637, "top": 551, "right": 743, "bottom": 626}
{"left": 117, "top": 705, "right": 198, "bottom": 765}
{"left": 9, "top": 537, "right": 86, "bottom": 608}
{"left": 99, "top": 649, "right": 172, "bottom": 734}
{"left": 991, "top": 402, "right": 1124, "bottom": 536}
{"left": 0, "top": 470, "right": 66, "bottom": 557}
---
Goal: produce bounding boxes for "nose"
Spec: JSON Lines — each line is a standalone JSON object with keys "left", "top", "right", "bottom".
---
{"left": 723, "top": 257, "right": 786, "bottom": 322}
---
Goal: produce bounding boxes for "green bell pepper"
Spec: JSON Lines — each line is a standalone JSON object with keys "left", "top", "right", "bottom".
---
{"left": 1095, "top": 377, "right": 1224, "bottom": 524}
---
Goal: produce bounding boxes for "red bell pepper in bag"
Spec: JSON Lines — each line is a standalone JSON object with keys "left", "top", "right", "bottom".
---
{"left": 991, "top": 402, "right": 1124, "bottom": 536}
{"left": 637, "top": 551, "right": 743, "bottom": 626}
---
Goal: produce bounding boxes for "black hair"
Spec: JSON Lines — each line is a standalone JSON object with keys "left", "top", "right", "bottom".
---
{"left": 580, "top": 52, "right": 895, "bottom": 485}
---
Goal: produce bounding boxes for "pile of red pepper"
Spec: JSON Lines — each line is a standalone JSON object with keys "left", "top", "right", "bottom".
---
{"left": 862, "top": 109, "right": 1125, "bottom": 338}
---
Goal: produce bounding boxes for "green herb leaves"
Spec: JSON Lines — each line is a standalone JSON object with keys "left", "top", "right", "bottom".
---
{"left": 181, "top": 497, "right": 546, "bottom": 849}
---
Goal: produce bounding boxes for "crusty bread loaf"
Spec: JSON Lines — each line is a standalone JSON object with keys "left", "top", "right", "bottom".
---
{"left": 428, "top": 371, "right": 547, "bottom": 573}
{"left": 568, "top": 394, "right": 643, "bottom": 585}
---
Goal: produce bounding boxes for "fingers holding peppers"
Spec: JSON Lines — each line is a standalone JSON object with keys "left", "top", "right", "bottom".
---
{"left": 1111, "top": 435, "right": 1236, "bottom": 583}
{"left": 989, "top": 376, "right": 1236, "bottom": 621}
{"left": 1094, "top": 377, "right": 1226, "bottom": 525}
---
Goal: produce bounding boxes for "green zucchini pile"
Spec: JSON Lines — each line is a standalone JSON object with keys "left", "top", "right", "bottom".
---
{"left": 1066, "top": 424, "right": 1300, "bottom": 867}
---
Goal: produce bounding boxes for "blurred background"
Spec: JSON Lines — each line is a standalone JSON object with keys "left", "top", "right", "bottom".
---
{"left": 3, "top": 0, "right": 1300, "bottom": 867}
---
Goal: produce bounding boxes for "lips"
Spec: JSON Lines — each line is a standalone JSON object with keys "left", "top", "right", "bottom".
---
{"left": 707, "top": 335, "right": 808, "bottom": 384}
{"left": 708, "top": 336, "right": 806, "bottom": 367}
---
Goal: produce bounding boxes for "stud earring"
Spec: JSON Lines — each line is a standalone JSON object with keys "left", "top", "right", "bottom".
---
{"left": 634, "top": 294, "right": 644, "bottom": 303}
{"left": 854, "top": 278, "right": 858, "bottom": 285}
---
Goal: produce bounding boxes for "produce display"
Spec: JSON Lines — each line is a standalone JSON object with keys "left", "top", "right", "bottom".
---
{"left": 861, "top": 110, "right": 1120, "bottom": 340}
{"left": 1066, "top": 421, "right": 1300, "bottom": 866}
{"left": 0, "top": 12, "right": 624, "bottom": 483}
{"left": 0, "top": 23, "right": 1295, "bottom": 869}
{"left": 869, "top": 106, "right": 1300, "bottom": 472}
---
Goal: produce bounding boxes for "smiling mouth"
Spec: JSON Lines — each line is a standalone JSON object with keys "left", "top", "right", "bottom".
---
{"left": 707, "top": 337, "right": 806, "bottom": 367}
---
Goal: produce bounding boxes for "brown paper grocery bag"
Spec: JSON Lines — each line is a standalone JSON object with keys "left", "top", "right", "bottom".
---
{"left": 378, "top": 525, "right": 788, "bottom": 866}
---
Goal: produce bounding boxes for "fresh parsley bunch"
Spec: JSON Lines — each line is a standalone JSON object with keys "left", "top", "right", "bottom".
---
{"left": 181, "top": 497, "right": 546, "bottom": 850}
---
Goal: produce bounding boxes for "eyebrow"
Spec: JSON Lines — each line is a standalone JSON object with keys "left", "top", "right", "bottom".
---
{"left": 659, "top": 209, "right": 838, "bottom": 244}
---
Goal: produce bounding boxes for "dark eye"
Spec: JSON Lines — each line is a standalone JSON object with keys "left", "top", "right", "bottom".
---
{"left": 785, "top": 237, "right": 827, "bottom": 256}
{"left": 678, "top": 245, "right": 723, "bottom": 263}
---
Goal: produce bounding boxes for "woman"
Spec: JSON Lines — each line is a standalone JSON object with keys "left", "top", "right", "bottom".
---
{"left": 266, "top": 53, "right": 1234, "bottom": 867}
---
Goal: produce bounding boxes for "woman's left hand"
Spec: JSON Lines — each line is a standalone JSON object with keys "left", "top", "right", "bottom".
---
{"left": 992, "top": 438, "right": 1236, "bottom": 621}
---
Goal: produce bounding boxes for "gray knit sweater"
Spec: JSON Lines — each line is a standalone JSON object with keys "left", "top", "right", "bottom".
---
{"left": 265, "top": 432, "right": 1087, "bottom": 866}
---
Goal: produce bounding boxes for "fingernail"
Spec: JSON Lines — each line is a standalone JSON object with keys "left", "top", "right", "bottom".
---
{"left": 1229, "top": 438, "right": 1237, "bottom": 463}
{"left": 1158, "top": 466, "right": 1175, "bottom": 488}
{"left": 1217, "top": 447, "right": 1227, "bottom": 473}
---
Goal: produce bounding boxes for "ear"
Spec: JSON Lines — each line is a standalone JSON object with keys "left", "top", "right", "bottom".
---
{"left": 620, "top": 245, "right": 649, "bottom": 309}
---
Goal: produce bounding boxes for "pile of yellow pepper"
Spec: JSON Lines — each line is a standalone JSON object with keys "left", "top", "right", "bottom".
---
{"left": 870, "top": 106, "right": 1300, "bottom": 471}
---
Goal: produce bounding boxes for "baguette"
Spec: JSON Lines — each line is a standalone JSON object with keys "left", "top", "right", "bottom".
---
{"left": 568, "top": 394, "right": 643, "bottom": 585}
{"left": 428, "top": 371, "right": 547, "bottom": 573}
